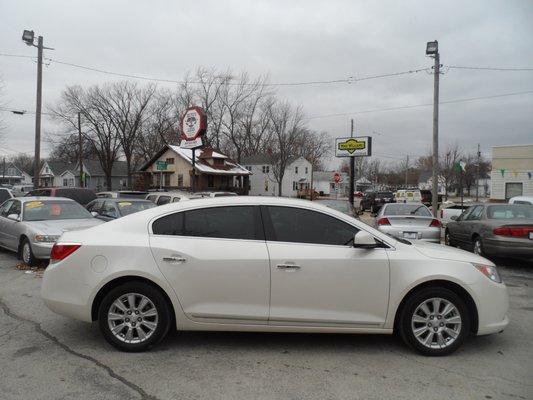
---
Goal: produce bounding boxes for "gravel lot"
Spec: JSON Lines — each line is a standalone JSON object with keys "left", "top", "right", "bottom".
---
{"left": 0, "top": 247, "right": 532, "bottom": 400}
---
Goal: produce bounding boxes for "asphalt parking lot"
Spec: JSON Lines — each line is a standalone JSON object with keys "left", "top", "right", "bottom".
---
{"left": 0, "top": 248, "right": 532, "bottom": 400}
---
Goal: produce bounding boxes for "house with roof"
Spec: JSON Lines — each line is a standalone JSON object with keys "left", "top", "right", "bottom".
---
{"left": 313, "top": 171, "right": 349, "bottom": 197}
{"left": 241, "top": 154, "right": 311, "bottom": 197}
{"left": 418, "top": 170, "right": 446, "bottom": 195}
{"left": 39, "top": 160, "right": 128, "bottom": 191}
{"left": 139, "top": 144, "right": 251, "bottom": 194}
{"left": 0, "top": 162, "right": 32, "bottom": 186}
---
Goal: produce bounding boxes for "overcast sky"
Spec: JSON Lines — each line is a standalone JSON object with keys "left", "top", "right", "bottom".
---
{"left": 1, "top": 0, "right": 532, "bottom": 167}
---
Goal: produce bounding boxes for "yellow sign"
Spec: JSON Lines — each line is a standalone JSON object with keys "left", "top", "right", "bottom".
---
{"left": 337, "top": 138, "right": 366, "bottom": 154}
{"left": 25, "top": 201, "right": 43, "bottom": 209}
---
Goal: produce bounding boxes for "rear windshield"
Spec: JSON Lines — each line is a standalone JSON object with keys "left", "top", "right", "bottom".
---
{"left": 0, "top": 189, "right": 11, "bottom": 203}
{"left": 487, "top": 205, "right": 533, "bottom": 219}
{"left": 56, "top": 188, "right": 97, "bottom": 205}
{"left": 116, "top": 201, "right": 155, "bottom": 216}
{"left": 23, "top": 200, "right": 93, "bottom": 221}
{"left": 118, "top": 192, "right": 149, "bottom": 199}
{"left": 384, "top": 204, "right": 431, "bottom": 216}
{"left": 377, "top": 192, "right": 394, "bottom": 197}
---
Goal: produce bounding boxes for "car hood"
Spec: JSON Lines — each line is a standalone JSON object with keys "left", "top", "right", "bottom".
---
{"left": 410, "top": 240, "right": 492, "bottom": 265}
{"left": 25, "top": 218, "right": 103, "bottom": 235}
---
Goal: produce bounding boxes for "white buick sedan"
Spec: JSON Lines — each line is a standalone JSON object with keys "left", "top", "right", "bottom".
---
{"left": 41, "top": 197, "right": 508, "bottom": 356}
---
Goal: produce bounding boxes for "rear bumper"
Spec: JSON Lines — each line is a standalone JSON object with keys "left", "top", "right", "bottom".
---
{"left": 378, "top": 226, "right": 441, "bottom": 242}
{"left": 482, "top": 238, "right": 533, "bottom": 258}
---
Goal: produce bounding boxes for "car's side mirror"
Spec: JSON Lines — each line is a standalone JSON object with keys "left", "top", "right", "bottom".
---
{"left": 91, "top": 211, "right": 99, "bottom": 217}
{"left": 353, "top": 231, "right": 378, "bottom": 249}
{"left": 450, "top": 215, "right": 458, "bottom": 221}
{"left": 7, "top": 213, "right": 20, "bottom": 222}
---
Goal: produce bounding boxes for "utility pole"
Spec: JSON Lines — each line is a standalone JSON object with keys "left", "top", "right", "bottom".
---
{"left": 405, "top": 154, "right": 409, "bottom": 187}
{"left": 78, "top": 112, "right": 84, "bottom": 188}
{"left": 191, "top": 149, "right": 196, "bottom": 192}
{"left": 476, "top": 143, "right": 480, "bottom": 201}
{"left": 32, "top": 35, "right": 43, "bottom": 189}
{"left": 426, "top": 40, "right": 440, "bottom": 217}
{"left": 2, "top": 157, "right": 5, "bottom": 184}
{"left": 349, "top": 119, "right": 355, "bottom": 208}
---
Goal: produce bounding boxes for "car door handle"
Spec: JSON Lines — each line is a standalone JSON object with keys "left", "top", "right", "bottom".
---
{"left": 276, "top": 264, "right": 301, "bottom": 270}
{"left": 162, "top": 256, "right": 187, "bottom": 263}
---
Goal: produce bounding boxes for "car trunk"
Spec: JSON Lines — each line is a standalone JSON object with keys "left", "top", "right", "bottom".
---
{"left": 386, "top": 216, "right": 434, "bottom": 227}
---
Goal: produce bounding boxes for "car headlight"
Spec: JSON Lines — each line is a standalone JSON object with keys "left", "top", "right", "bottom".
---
{"left": 473, "top": 263, "right": 502, "bottom": 283}
{"left": 35, "top": 235, "right": 60, "bottom": 243}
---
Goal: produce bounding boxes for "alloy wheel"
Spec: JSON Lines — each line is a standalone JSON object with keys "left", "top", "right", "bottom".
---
{"left": 107, "top": 293, "right": 159, "bottom": 344}
{"left": 473, "top": 239, "right": 482, "bottom": 255}
{"left": 22, "top": 243, "right": 31, "bottom": 264}
{"left": 411, "top": 297, "right": 462, "bottom": 350}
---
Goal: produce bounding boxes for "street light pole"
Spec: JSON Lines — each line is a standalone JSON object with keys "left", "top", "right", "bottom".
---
{"left": 33, "top": 35, "right": 43, "bottom": 189}
{"left": 427, "top": 40, "right": 440, "bottom": 217}
{"left": 349, "top": 119, "right": 355, "bottom": 207}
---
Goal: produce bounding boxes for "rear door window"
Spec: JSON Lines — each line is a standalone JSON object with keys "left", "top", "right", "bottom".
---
{"left": 157, "top": 196, "right": 171, "bottom": 205}
{"left": 265, "top": 206, "right": 358, "bottom": 246}
{"left": 101, "top": 201, "right": 119, "bottom": 218}
{"left": 152, "top": 206, "right": 261, "bottom": 240}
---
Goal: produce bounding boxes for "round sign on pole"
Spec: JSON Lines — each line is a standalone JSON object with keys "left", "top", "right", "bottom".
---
{"left": 180, "top": 106, "right": 207, "bottom": 149}
{"left": 333, "top": 172, "right": 341, "bottom": 183}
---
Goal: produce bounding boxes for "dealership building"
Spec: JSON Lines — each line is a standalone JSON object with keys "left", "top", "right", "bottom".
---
{"left": 490, "top": 144, "right": 533, "bottom": 201}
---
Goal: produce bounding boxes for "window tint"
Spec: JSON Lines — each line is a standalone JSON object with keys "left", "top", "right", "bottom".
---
{"left": 157, "top": 195, "right": 171, "bottom": 205}
{"left": 0, "top": 189, "right": 12, "bottom": 203}
{"left": 466, "top": 206, "right": 483, "bottom": 220}
{"left": 152, "top": 206, "right": 259, "bottom": 240}
{"left": 266, "top": 206, "right": 359, "bottom": 245}
{"left": 146, "top": 195, "right": 157, "bottom": 203}
{"left": 9, "top": 200, "right": 21, "bottom": 216}
{"left": 101, "top": 201, "right": 118, "bottom": 218}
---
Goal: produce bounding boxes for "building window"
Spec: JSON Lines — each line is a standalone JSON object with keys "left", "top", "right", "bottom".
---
{"left": 264, "top": 178, "right": 269, "bottom": 192}
{"left": 63, "top": 178, "right": 68, "bottom": 187}
{"left": 295, "top": 166, "right": 299, "bottom": 174}
{"left": 213, "top": 158, "right": 224, "bottom": 166}
{"left": 246, "top": 166, "right": 252, "bottom": 172}
{"left": 164, "top": 174, "right": 170, "bottom": 187}
{"left": 208, "top": 175, "right": 214, "bottom": 188}
{"left": 68, "top": 178, "right": 74, "bottom": 187}
{"left": 505, "top": 182, "right": 523, "bottom": 200}
{"left": 177, "top": 174, "right": 184, "bottom": 187}
{"left": 166, "top": 157, "right": 175, "bottom": 165}
{"left": 305, "top": 167, "right": 308, "bottom": 174}
{"left": 293, "top": 181, "right": 297, "bottom": 191}
{"left": 262, "top": 166, "right": 269, "bottom": 174}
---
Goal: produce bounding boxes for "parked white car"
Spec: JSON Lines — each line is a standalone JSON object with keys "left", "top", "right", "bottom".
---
{"left": 41, "top": 197, "right": 508, "bottom": 356}
{"left": 509, "top": 196, "right": 533, "bottom": 205}
{"left": 145, "top": 191, "right": 202, "bottom": 205}
{"left": 11, "top": 184, "right": 34, "bottom": 197}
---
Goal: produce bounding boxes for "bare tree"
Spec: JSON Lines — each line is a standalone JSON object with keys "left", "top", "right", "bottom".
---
{"left": 264, "top": 99, "right": 305, "bottom": 196}
{"left": 441, "top": 143, "right": 461, "bottom": 200}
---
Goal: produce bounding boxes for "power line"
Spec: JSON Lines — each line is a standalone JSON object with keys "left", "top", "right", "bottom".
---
{"left": 305, "top": 90, "right": 533, "bottom": 120}
{"left": 447, "top": 65, "right": 533, "bottom": 72}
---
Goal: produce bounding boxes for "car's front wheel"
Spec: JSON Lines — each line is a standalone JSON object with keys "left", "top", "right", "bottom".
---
{"left": 98, "top": 282, "right": 172, "bottom": 352}
{"left": 20, "top": 238, "right": 38, "bottom": 266}
{"left": 399, "top": 287, "right": 470, "bottom": 356}
{"left": 473, "top": 237, "right": 484, "bottom": 256}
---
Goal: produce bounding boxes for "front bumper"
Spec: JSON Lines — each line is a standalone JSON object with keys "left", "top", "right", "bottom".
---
{"left": 469, "top": 279, "right": 509, "bottom": 335}
{"left": 30, "top": 241, "right": 54, "bottom": 259}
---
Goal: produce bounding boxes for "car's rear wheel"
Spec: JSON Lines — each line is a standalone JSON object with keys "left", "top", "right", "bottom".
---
{"left": 399, "top": 287, "right": 470, "bottom": 356}
{"left": 444, "top": 230, "right": 454, "bottom": 247}
{"left": 20, "top": 238, "right": 38, "bottom": 267}
{"left": 98, "top": 282, "right": 171, "bottom": 352}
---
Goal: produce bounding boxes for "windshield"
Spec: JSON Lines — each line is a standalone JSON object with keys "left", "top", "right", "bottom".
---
{"left": 116, "top": 201, "right": 156, "bottom": 216}
{"left": 487, "top": 205, "right": 533, "bottom": 219}
{"left": 384, "top": 204, "right": 431, "bottom": 216}
{"left": 23, "top": 200, "right": 93, "bottom": 221}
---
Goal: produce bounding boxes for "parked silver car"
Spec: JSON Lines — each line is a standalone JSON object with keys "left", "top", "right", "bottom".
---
{"left": 0, "top": 197, "right": 102, "bottom": 266}
{"left": 374, "top": 203, "right": 441, "bottom": 242}
{"left": 445, "top": 204, "right": 533, "bottom": 259}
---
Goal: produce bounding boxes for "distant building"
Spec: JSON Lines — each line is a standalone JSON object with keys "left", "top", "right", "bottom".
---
{"left": 139, "top": 144, "right": 251, "bottom": 194}
{"left": 0, "top": 162, "right": 32, "bottom": 186}
{"left": 418, "top": 170, "right": 446, "bottom": 195}
{"left": 242, "top": 155, "right": 311, "bottom": 197}
{"left": 491, "top": 144, "right": 533, "bottom": 201}
{"left": 39, "top": 160, "right": 128, "bottom": 191}
{"left": 313, "top": 171, "right": 349, "bottom": 197}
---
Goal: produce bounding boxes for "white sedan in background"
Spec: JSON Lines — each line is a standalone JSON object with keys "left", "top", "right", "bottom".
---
{"left": 41, "top": 197, "right": 508, "bottom": 356}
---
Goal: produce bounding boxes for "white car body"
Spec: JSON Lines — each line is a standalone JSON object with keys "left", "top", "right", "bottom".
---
{"left": 41, "top": 197, "right": 508, "bottom": 354}
{"left": 509, "top": 196, "right": 533, "bottom": 205}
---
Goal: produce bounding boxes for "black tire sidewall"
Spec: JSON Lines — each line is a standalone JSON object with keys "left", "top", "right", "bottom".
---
{"left": 399, "top": 287, "right": 470, "bottom": 356}
{"left": 98, "top": 282, "right": 171, "bottom": 352}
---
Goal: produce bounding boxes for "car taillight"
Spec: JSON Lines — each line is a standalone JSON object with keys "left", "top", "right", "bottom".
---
{"left": 493, "top": 226, "right": 533, "bottom": 237}
{"left": 377, "top": 217, "right": 390, "bottom": 226}
{"left": 50, "top": 243, "right": 81, "bottom": 263}
{"left": 430, "top": 219, "right": 442, "bottom": 228}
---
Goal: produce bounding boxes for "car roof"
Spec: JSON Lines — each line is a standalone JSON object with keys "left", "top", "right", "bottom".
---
{"left": 97, "top": 198, "right": 153, "bottom": 203}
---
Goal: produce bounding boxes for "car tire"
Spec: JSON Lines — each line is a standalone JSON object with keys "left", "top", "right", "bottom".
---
{"left": 473, "top": 237, "right": 484, "bottom": 256}
{"left": 98, "top": 282, "right": 172, "bottom": 352}
{"left": 20, "top": 238, "right": 38, "bottom": 267}
{"left": 398, "top": 287, "right": 470, "bottom": 356}
{"left": 444, "top": 230, "right": 455, "bottom": 247}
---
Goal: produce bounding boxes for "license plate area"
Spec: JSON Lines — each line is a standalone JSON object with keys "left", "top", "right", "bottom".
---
{"left": 403, "top": 232, "right": 418, "bottom": 239}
